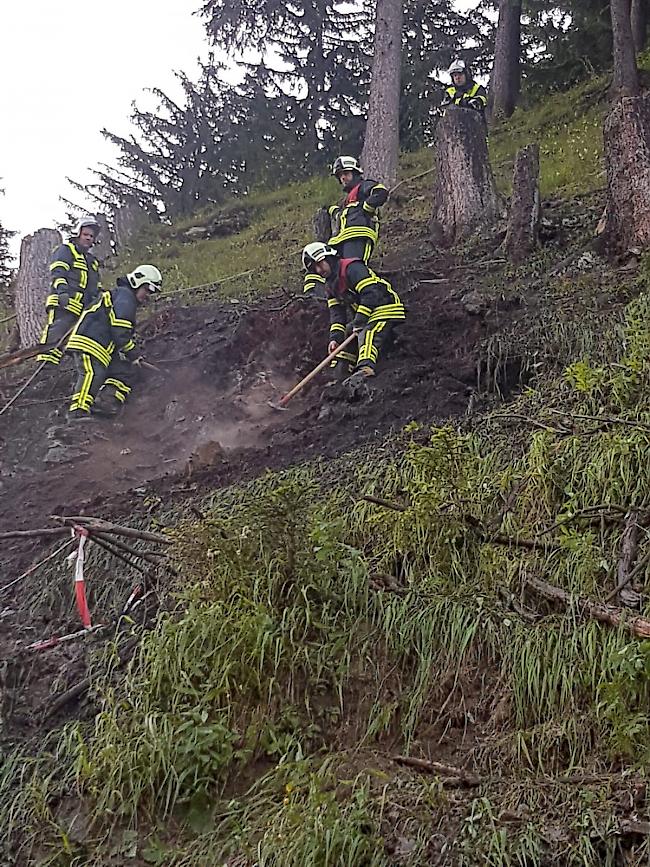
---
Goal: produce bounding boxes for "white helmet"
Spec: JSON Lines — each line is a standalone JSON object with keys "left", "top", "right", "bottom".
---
{"left": 74, "top": 216, "right": 101, "bottom": 237}
{"left": 332, "top": 156, "right": 362, "bottom": 177}
{"left": 448, "top": 59, "right": 467, "bottom": 76}
{"left": 302, "top": 242, "right": 337, "bottom": 270}
{"left": 127, "top": 264, "right": 163, "bottom": 291}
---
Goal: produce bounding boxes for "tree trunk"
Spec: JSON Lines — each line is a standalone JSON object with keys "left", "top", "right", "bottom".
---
{"left": 611, "top": 0, "right": 640, "bottom": 96}
{"left": 312, "top": 208, "right": 332, "bottom": 243}
{"left": 113, "top": 200, "right": 151, "bottom": 252}
{"left": 430, "top": 107, "right": 503, "bottom": 247}
{"left": 14, "top": 228, "right": 62, "bottom": 348}
{"left": 503, "top": 143, "right": 540, "bottom": 263}
{"left": 631, "top": 0, "right": 648, "bottom": 52}
{"left": 602, "top": 93, "right": 650, "bottom": 252}
{"left": 487, "top": 0, "right": 522, "bottom": 122}
{"left": 361, "top": 0, "right": 403, "bottom": 188}
{"left": 91, "top": 213, "right": 113, "bottom": 267}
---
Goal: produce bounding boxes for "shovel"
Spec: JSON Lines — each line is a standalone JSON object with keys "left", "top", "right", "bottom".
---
{"left": 268, "top": 332, "right": 357, "bottom": 411}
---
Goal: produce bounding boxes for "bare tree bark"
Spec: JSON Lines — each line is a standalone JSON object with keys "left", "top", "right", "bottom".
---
{"left": 601, "top": 0, "right": 650, "bottom": 252}
{"left": 361, "top": 0, "right": 403, "bottom": 188}
{"left": 602, "top": 93, "right": 650, "bottom": 252}
{"left": 91, "top": 213, "right": 113, "bottom": 266}
{"left": 113, "top": 199, "right": 151, "bottom": 252}
{"left": 503, "top": 144, "right": 540, "bottom": 263}
{"left": 631, "top": 0, "right": 649, "bottom": 52}
{"left": 611, "top": 0, "right": 640, "bottom": 96}
{"left": 488, "top": 0, "right": 522, "bottom": 122}
{"left": 430, "top": 107, "right": 503, "bottom": 247}
{"left": 312, "top": 208, "right": 332, "bottom": 243}
{"left": 14, "top": 228, "right": 62, "bottom": 348}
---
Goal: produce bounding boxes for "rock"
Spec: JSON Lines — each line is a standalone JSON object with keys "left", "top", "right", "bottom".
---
{"left": 184, "top": 226, "right": 209, "bottom": 239}
{"left": 43, "top": 443, "right": 89, "bottom": 464}
{"left": 575, "top": 252, "right": 597, "bottom": 271}
{"left": 461, "top": 290, "right": 490, "bottom": 316}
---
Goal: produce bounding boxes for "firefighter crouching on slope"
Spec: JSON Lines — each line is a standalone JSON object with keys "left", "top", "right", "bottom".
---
{"left": 304, "top": 156, "right": 388, "bottom": 297}
{"left": 65, "top": 265, "right": 162, "bottom": 422}
{"left": 38, "top": 218, "right": 103, "bottom": 365}
{"left": 302, "top": 242, "right": 405, "bottom": 387}
{"left": 441, "top": 60, "right": 488, "bottom": 114}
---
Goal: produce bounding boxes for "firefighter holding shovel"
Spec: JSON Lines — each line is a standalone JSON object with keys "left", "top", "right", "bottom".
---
{"left": 301, "top": 242, "right": 405, "bottom": 388}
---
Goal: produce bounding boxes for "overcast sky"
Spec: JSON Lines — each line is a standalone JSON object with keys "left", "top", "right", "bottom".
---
{"left": 0, "top": 0, "right": 476, "bottom": 261}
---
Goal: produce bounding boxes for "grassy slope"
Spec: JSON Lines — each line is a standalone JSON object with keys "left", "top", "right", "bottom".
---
{"left": 3, "top": 69, "right": 650, "bottom": 865}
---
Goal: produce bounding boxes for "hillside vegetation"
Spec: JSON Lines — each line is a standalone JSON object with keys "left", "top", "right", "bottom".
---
{"left": 2, "top": 67, "right": 650, "bottom": 866}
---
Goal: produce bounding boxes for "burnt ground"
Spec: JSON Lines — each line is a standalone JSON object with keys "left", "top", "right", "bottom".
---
{"left": 0, "top": 196, "right": 626, "bottom": 745}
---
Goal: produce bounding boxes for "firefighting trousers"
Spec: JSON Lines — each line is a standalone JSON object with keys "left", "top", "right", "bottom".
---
{"left": 37, "top": 308, "right": 78, "bottom": 365}
{"left": 331, "top": 320, "right": 394, "bottom": 374}
{"left": 69, "top": 352, "right": 133, "bottom": 413}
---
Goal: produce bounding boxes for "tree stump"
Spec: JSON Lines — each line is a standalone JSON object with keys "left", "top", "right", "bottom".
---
{"left": 14, "top": 228, "right": 61, "bottom": 348}
{"left": 312, "top": 208, "right": 332, "bottom": 243}
{"left": 113, "top": 200, "right": 152, "bottom": 252}
{"left": 602, "top": 93, "right": 650, "bottom": 253}
{"left": 503, "top": 143, "right": 540, "bottom": 263}
{"left": 430, "top": 107, "right": 502, "bottom": 247}
{"left": 91, "top": 213, "right": 114, "bottom": 266}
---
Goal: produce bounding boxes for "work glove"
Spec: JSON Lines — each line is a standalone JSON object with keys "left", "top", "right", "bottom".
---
{"left": 131, "top": 355, "right": 145, "bottom": 368}
{"left": 467, "top": 97, "right": 484, "bottom": 110}
{"left": 328, "top": 340, "right": 340, "bottom": 354}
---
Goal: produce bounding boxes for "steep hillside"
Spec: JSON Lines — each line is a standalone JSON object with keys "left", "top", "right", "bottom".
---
{"left": 1, "top": 70, "right": 650, "bottom": 866}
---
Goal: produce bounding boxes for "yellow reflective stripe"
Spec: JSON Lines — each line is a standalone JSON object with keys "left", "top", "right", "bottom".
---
{"left": 354, "top": 275, "right": 380, "bottom": 293}
{"left": 108, "top": 309, "right": 133, "bottom": 328}
{"left": 304, "top": 273, "right": 326, "bottom": 284}
{"left": 50, "top": 260, "right": 70, "bottom": 271}
{"left": 77, "top": 353, "right": 96, "bottom": 410}
{"left": 53, "top": 278, "right": 68, "bottom": 289}
{"left": 362, "top": 202, "right": 376, "bottom": 214}
{"left": 105, "top": 377, "right": 131, "bottom": 393}
{"left": 67, "top": 335, "right": 112, "bottom": 366}
{"left": 368, "top": 306, "right": 405, "bottom": 321}
{"left": 46, "top": 294, "right": 59, "bottom": 307}
{"left": 79, "top": 270, "right": 87, "bottom": 289}
{"left": 356, "top": 305, "right": 372, "bottom": 317}
{"left": 327, "top": 298, "right": 342, "bottom": 308}
{"left": 122, "top": 339, "right": 136, "bottom": 352}
{"left": 372, "top": 183, "right": 388, "bottom": 193}
{"left": 329, "top": 226, "right": 378, "bottom": 242}
{"left": 330, "top": 323, "right": 346, "bottom": 334}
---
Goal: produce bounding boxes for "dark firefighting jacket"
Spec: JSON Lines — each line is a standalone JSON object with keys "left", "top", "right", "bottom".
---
{"left": 46, "top": 241, "right": 102, "bottom": 316}
{"left": 66, "top": 279, "right": 137, "bottom": 367}
{"left": 441, "top": 80, "right": 488, "bottom": 112}
{"left": 328, "top": 178, "right": 389, "bottom": 249}
{"left": 326, "top": 259, "right": 405, "bottom": 341}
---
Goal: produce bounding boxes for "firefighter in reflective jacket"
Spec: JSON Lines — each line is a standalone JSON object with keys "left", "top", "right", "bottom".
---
{"left": 37, "top": 218, "right": 103, "bottom": 365}
{"left": 441, "top": 60, "right": 488, "bottom": 113}
{"left": 304, "top": 156, "right": 388, "bottom": 296}
{"left": 65, "top": 265, "right": 162, "bottom": 421}
{"left": 302, "top": 242, "right": 405, "bottom": 386}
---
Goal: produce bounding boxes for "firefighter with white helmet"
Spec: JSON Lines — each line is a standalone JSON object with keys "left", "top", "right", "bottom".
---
{"left": 304, "top": 156, "right": 389, "bottom": 296}
{"left": 65, "top": 264, "right": 162, "bottom": 421}
{"left": 302, "top": 242, "right": 405, "bottom": 387}
{"left": 38, "top": 217, "right": 103, "bottom": 365}
{"left": 441, "top": 59, "right": 488, "bottom": 113}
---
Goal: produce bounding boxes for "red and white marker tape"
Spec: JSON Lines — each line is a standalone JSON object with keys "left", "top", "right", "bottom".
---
{"left": 73, "top": 525, "right": 92, "bottom": 628}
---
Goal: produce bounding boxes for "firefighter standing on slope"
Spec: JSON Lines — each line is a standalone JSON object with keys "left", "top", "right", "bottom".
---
{"left": 38, "top": 218, "right": 103, "bottom": 365}
{"left": 304, "top": 157, "right": 388, "bottom": 296}
{"left": 441, "top": 60, "right": 488, "bottom": 114}
{"left": 65, "top": 265, "right": 162, "bottom": 421}
{"left": 302, "top": 242, "right": 405, "bottom": 387}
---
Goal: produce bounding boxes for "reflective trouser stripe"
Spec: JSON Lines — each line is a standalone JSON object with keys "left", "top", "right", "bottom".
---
{"left": 70, "top": 353, "right": 107, "bottom": 411}
{"left": 104, "top": 377, "right": 131, "bottom": 402}
{"left": 357, "top": 320, "right": 388, "bottom": 368}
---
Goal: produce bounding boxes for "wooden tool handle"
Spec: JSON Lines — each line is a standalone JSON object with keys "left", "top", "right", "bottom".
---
{"left": 278, "top": 332, "right": 357, "bottom": 407}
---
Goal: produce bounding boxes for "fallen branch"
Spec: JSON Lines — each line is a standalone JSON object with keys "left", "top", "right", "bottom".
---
{"left": 0, "top": 527, "right": 68, "bottom": 540}
{"left": 393, "top": 754, "right": 480, "bottom": 786}
{"left": 547, "top": 408, "right": 650, "bottom": 434}
{"left": 526, "top": 575, "right": 650, "bottom": 639}
{"left": 0, "top": 312, "right": 16, "bottom": 325}
{"left": 388, "top": 166, "right": 436, "bottom": 198}
{"left": 605, "top": 547, "right": 650, "bottom": 604}
{"left": 53, "top": 515, "right": 171, "bottom": 545}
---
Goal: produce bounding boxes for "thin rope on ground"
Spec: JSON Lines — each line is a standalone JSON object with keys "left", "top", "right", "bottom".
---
{"left": 0, "top": 327, "right": 73, "bottom": 417}
{"left": 0, "top": 538, "right": 74, "bottom": 594}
